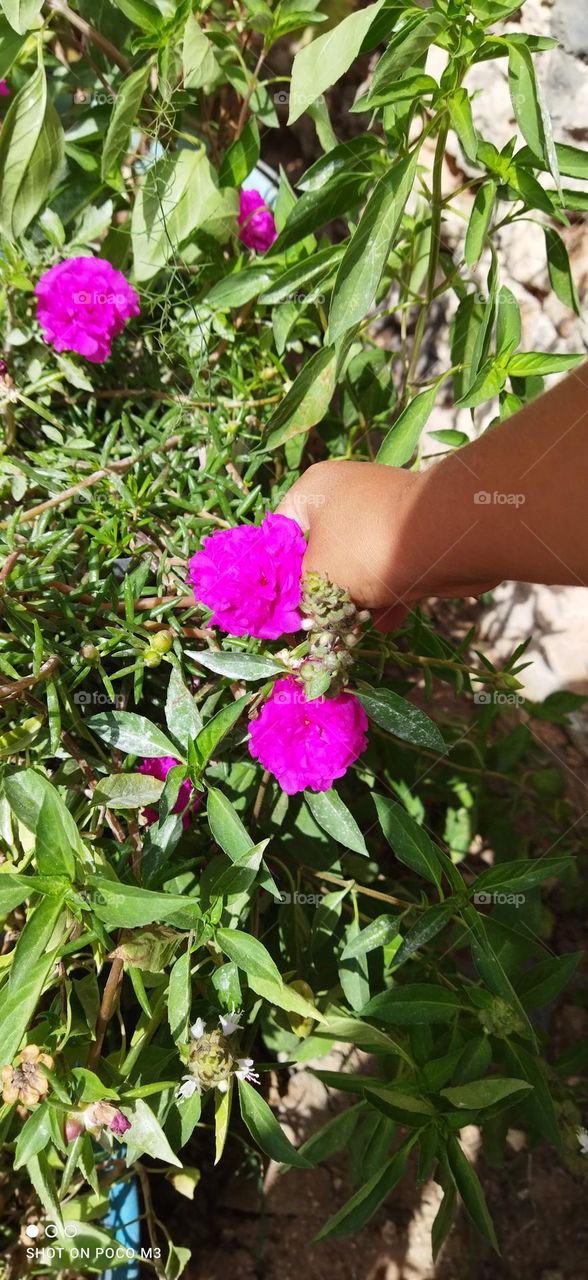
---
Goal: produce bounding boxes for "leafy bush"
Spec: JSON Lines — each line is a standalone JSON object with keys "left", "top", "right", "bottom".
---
{"left": 0, "top": 0, "right": 585, "bottom": 1273}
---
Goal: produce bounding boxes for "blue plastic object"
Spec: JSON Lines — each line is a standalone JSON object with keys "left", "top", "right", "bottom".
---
{"left": 103, "top": 1171, "right": 141, "bottom": 1280}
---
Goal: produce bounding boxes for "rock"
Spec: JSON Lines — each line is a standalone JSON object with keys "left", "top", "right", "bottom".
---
{"left": 552, "top": 0, "right": 588, "bottom": 56}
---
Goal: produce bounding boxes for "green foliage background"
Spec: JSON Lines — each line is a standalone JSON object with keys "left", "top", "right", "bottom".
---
{"left": 0, "top": 0, "right": 586, "bottom": 1273}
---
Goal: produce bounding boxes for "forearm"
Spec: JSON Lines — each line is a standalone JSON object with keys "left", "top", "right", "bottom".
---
{"left": 414, "top": 364, "right": 588, "bottom": 592}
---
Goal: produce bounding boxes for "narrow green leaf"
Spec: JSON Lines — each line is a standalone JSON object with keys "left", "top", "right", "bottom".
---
{"left": 328, "top": 153, "right": 417, "bottom": 343}
{"left": 377, "top": 385, "right": 437, "bottom": 465}
{"left": 87, "top": 711, "right": 181, "bottom": 760}
{"left": 305, "top": 788, "right": 368, "bottom": 856}
{"left": 373, "top": 796, "right": 443, "bottom": 888}
{"left": 464, "top": 181, "right": 496, "bottom": 266}
{"left": 237, "top": 1077, "right": 311, "bottom": 1167}
{"left": 544, "top": 227, "right": 581, "bottom": 315}
{"left": 287, "top": 0, "right": 386, "bottom": 124}
{"left": 101, "top": 63, "right": 149, "bottom": 180}
{"left": 446, "top": 1135, "right": 499, "bottom": 1250}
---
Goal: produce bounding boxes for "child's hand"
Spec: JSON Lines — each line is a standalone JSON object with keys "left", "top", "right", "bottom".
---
{"left": 277, "top": 460, "right": 496, "bottom": 630}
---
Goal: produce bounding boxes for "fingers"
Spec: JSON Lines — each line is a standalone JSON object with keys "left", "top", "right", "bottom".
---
{"left": 275, "top": 486, "right": 310, "bottom": 535}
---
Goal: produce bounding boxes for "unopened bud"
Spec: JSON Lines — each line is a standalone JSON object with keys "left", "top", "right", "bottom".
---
{"left": 150, "top": 631, "right": 173, "bottom": 654}
{"left": 144, "top": 651, "right": 162, "bottom": 668}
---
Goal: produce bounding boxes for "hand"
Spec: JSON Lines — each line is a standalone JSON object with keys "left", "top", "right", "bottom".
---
{"left": 277, "top": 460, "right": 498, "bottom": 631}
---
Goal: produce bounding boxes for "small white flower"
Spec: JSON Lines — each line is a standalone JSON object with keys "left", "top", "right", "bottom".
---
{"left": 190, "top": 1017, "right": 205, "bottom": 1040}
{"left": 216, "top": 1079, "right": 230, "bottom": 1094}
{"left": 577, "top": 1126, "right": 588, "bottom": 1154}
{"left": 219, "top": 1008, "right": 243, "bottom": 1037}
{"left": 235, "top": 1057, "right": 260, "bottom": 1085}
{"left": 177, "top": 1076, "right": 200, "bottom": 1101}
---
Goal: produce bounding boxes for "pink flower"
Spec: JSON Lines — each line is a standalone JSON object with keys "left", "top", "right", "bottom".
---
{"left": 248, "top": 676, "right": 368, "bottom": 794}
{"left": 188, "top": 513, "right": 306, "bottom": 639}
{"left": 238, "top": 188, "right": 277, "bottom": 253}
{"left": 0, "top": 81, "right": 10, "bottom": 97}
{"left": 138, "top": 756, "right": 201, "bottom": 828}
{"left": 65, "top": 1103, "right": 131, "bottom": 1142}
{"left": 34, "top": 256, "right": 139, "bottom": 363}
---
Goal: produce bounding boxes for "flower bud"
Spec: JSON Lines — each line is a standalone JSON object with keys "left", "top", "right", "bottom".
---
{"left": 150, "top": 631, "right": 173, "bottom": 654}
{"left": 144, "top": 650, "right": 162, "bottom": 668}
{"left": 80, "top": 643, "right": 99, "bottom": 662}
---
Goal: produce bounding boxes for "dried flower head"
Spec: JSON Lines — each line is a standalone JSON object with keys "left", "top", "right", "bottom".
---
{"left": 1, "top": 1045, "right": 54, "bottom": 1108}
{"left": 177, "top": 1011, "right": 259, "bottom": 1099}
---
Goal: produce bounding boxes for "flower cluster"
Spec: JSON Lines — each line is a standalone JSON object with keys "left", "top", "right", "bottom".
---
{"left": 178, "top": 1009, "right": 259, "bottom": 1098}
{"left": 189, "top": 513, "right": 370, "bottom": 793}
{"left": 188, "top": 512, "right": 306, "bottom": 639}
{"left": 249, "top": 676, "right": 368, "bottom": 795}
{"left": 137, "top": 755, "right": 201, "bottom": 827}
{"left": 1, "top": 1045, "right": 54, "bottom": 1108}
{"left": 35, "top": 256, "right": 139, "bottom": 363}
{"left": 65, "top": 1101, "right": 131, "bottom": 1143}
{"left": 238, "top": 188, "right": 277, "bottom": 253}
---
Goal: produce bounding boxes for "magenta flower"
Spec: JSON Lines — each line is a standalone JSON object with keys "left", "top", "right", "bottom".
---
{"left": 34, "top": 256, "right": 139, "bottom": 363}
{"left": 188, "top": 512, "right": 306, "bottom": 640}
{"left": 109, "top": 1109, "right": 132, "bottom": 1137}
{"left": 138, "top": 756, "right": 201, "bottom": 828}
{"left": 248, "top": 676, "right": 368, "bottom": 794}
{"left": 65, "top": 1102, "right": 131, "bottom": 1142}
{"left": 0, "top": 81, "right": 10, "bottom": 97}
{"left": 238, "top": 188, "right": 277, "bottom": 253}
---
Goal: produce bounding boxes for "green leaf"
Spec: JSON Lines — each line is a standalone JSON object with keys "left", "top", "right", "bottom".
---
{"left": 207, "top": 787, "right": 253, "bottom": 859}
{"left": 125, "top": 1098, "right": 182, "bottom": 1167}
{"left": 432, "top": 1183, "right": 456, "bottom": 1262}
{"left": 314, "top": 1132, "right": 418, "bottom": 1239}
{"left": 218, "top": 117, "right": 260, "bottom": 188}
{"left": 341, "top": 915, "right": 400, "bottom": 960}
{"left": 265, "top": 345, "right": 338, "bottom": 449}
{"left": 496, "top": 284, "right": 521, "bottom": 354}
{"left": 391, "top": 901, "right": 457, "bottom": 969}
{"left": 507, "top": 41, "right": 559, "bottom": 186}
{"left": 0, "top": 0, "right": 43, "bottom": 36}
{"left": 27, "top": 1152, "right": 63, "bottom": 1230}
{"left": 464, "top": 181, "right": 496, "bottom": 267}
{"left": 194, "top": 693, "right": 250, "bottom": 766}
{"left": 182, "top": 13, "right": 220, "bottom": 89}
{"left": 188, "top": 649, "right": 283, "bottom": 682}
{"left": 259, "top": 244, "right": 343, "bottom": 304}
{"left": 328, "top": 153, "right": 417, "bottom": 343}
{"left": 472, "top": 856, "right": 573, "bottom": 895}
{"left": 4, "top": 770, "right": 80, "bottom": 878}
{"left": 214, "top": 1077, "right": 232, "bottom": 1165}
{"left": 216, "top": 927, "right": 281, "bottom": 986}
{"left": 544, "top": 227, "right": 581, "bottom": 315}
{"left": 298, "top": 1102, "right": 363, "bottom": 1163}
{"left": 448, "top": 88, "right": 479, "bottom": 164}
{"left": 366, "top": 1085, "right": 437, "bottom": 1125}
{"left": 0, "top": 872, "right": 29, "bottom": 916}
{"left": 0, "top": 15, "right": 26, "bottom": 77}
{"left": 441, "top": 1077, "right": 531, "bottom": 1110}
{"left": 168, "top": 948, "right": 191, "bottom": 1044}
{"left": 90, "top": 878, "right": 202, "bottom": 930}
{"left": 206, "top": 265, "right": 275, "bottom": 308}
{"left": 0, "top": 948, "right": 57, "bottom": 1065}
{"left": 287, "top": 0, "right": 386, "bottom": 124}
{"left": 237, "top": 1077, "right": 311, "bottom": 1167}
{"left": 9, "top": 890, "right": 65, "bottom": 987}
{"left": 373, "top": 796, "right": 443, "bottom": 888}
{"left": 357, "top": 687, "right": 445, "bottom": 752}
{"left": 313, "top": 1014, "right": 411, "bottom": 1062}
{"left": 14, "top": 1102, "right": 57, "bottom": 1170}
{"left": 446, "top": 1135, "right": 499, "bottom": 1250}
{"left": 131, "top": 149, "right": 237, "bottom": 281}
{"left": 304, "top": 788, "right": 368, "bottom": 856}
{"left": 0, "top": 59, "right": 63, "bottom": 239}
{"left": 501, "top": 1039, "right": 560, "bottom": 1147}
{"left": 248, "top": 971, "right": 324, "bottom": 1022}
{"left": 165, "top": 666, "right": 203, "bottom": 750}
{"left": 506, "top": 351, "right": 584, "bottom": 377}
{"left": 363, "top": 983, "right": 463, "bottom": 1025}
{"left": 514, "top": 951, "right": 581, "bottom": 1009}
{"left": 377, "top": 385, "right": 437, "bottom": 465}
{"left": 92, "top": 772, "right": 164, "bottom": 809}
{"left": 101, "top": 63, "right": 149, "bottom": 180}
{"left": 87, "top": 711, "right": 182, "bottom": 760}
{"left": 275, "top": 172, "right": 368, "bottom": 252}
{"left": 206, "top": 842, "right": 266, "bottom": 898}
{"left": 366, "top": 12, "right": 446, "bottom": 103}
